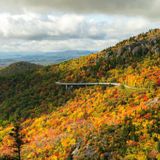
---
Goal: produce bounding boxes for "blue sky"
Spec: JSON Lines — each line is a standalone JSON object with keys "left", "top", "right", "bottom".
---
{"left": 0, "top": 0, "right": 159, "bottom": 53}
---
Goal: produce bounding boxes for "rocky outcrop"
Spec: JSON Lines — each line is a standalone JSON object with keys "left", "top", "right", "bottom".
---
{"left": 107, "top": 35, "right": 160, "bottom": 60}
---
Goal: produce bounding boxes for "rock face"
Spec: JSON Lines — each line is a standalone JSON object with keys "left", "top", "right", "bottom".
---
{"left": 132, "top": 46, "right": 143, "bottom": 56}
{"left": 106, "top": 34, "right": 160, "bottom": 61}
{"left": 117, "top": 47, "right": 126, "bottom": 56}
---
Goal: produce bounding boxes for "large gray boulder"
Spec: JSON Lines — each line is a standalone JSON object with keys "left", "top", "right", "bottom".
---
{"left": 117, "top": 47, "right": 127, "bottom": 56}
{"left": 132, "top": 46, "right": 143, "bottom": 56}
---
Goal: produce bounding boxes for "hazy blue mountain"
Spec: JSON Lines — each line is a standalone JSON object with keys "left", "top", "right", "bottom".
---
{"left": 0, "top": 50, "right": 94, "bottom": 67}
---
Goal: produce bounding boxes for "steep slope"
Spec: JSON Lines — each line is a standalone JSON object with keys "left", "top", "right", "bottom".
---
{"left": 0, "top": 29, "right": 159, "bottom": 160}
{"left": 0, "top": 29, "right": 160, "bottom": 123}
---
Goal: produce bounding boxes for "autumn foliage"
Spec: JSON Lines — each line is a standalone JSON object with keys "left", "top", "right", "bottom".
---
{"left": 0, "top": 29, "right": 160, "bottom": 160}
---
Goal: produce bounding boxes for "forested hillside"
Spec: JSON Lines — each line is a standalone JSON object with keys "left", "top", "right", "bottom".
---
{"left": 0, "top": 29, "right": 159, "bottom": 160}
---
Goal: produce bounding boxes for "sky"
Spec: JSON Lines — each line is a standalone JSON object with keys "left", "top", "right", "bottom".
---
{"left": 0, "top": 0, "right": 159, "bottom": 53}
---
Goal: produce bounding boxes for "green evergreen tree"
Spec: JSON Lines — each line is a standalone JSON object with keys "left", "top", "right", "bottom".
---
{"left": 9, "top": 116, "right": 23, "bottom": 160}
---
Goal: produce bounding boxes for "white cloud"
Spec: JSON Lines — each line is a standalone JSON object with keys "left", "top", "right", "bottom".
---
{"left": 0, "top": 12, "right": 159, "bottom": 52}
{"left": 0, "top": 13, "right": 85, "bottom": 40}
{"left": 0, "top": 0, "right": 159, "bottom": 20}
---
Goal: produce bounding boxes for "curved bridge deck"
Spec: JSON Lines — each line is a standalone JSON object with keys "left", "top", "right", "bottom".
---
{"left": 55, "top": 82, "right": 138, "bottom": 90}
{"left": 55, "top": 82, "right": 121, "bottom": 86}
{"left": 55, "top": 82, "right": 122, "bottom": 90}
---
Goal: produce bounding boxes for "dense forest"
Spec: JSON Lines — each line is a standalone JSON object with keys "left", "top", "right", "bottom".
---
{"left": 0, "top": 29, "right": 159, "bottom": 160}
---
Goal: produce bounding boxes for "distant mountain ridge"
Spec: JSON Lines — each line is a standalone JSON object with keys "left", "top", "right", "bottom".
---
{"left": 0, "top": 50, "right": 93, "bottom": 67}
